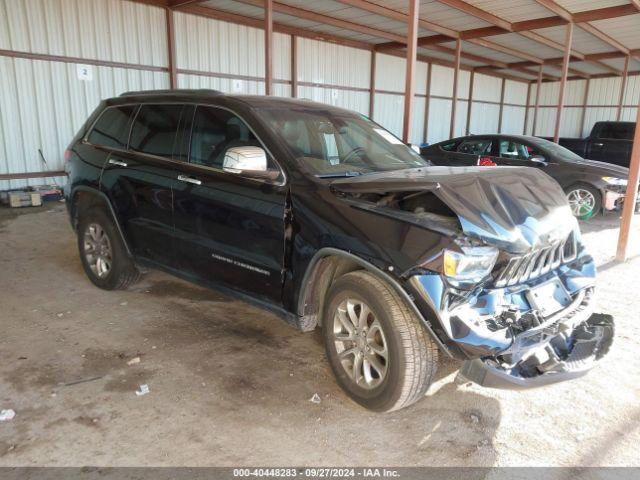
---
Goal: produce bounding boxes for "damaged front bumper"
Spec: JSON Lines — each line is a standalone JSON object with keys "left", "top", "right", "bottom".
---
{"left": 456, "top": 310, "right": 614, "bottom": 389}
{"left": 406, "top": 254, "right": 615, "bottom": 389}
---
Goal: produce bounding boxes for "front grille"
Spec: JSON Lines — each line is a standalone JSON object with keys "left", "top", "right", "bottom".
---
{"left": 494, "top": 232, "right": 577, "bottom": 287}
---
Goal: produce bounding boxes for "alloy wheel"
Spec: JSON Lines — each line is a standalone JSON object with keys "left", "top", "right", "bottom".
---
{"left": 333, "top": 298, "right": 388, "bottom": 389}
{"left": 83, "top": 223, "right": 113, "bottom": 279}
{"left": 567, "top": 188, "right": 596, "bottom": 218}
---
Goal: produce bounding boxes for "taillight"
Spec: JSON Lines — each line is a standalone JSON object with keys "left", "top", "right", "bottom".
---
{"left": 478, "top": 156, "right": 496, "bottom": 167}
{"left": 64, "top": 148, "right": 71, "bottom": 162}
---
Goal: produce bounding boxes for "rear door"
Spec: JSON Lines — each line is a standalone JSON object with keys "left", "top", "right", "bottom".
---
{"left": 447, "top": 137, "right": 493, "bottom": 166}
{"left": 100, "top": 103, "right": 190, "bottom": 266}
{"left": 422, "top": 140, "right": 459, "bottom": 165}
{"left": 171, "top": 105, "right": 287, "bottom": 303}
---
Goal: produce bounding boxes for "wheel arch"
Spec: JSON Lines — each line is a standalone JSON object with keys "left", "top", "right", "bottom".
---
{"left": 565, "top": 182, "right": 604, "bottom": 216}
{"left": 296, "top": 248, "right": 451, "bottom": 356}
{"left": 70, "top": 186, "right": 133, "bottom": 257}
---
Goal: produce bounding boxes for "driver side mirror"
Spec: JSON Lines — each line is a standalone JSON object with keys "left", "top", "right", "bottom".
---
{"left": 223, "top": 146, "right": 279, "bottom": 180}
{"left": 530, "top": 155, "right": 548, "bottom": 167}
{"left": 223, "top": 146, "right": 267, "bottom": 173}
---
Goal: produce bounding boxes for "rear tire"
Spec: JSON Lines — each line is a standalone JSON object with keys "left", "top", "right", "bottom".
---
{"left": 322, "top": 271, "right": 438, "bottom": 412}
{"left": 77, "top": 206, "right": 140, "bottom": 290}
{"left": 565, "top": 183, "right": 601, "bottom": 220}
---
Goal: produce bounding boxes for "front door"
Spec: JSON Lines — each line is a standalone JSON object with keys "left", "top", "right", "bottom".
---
{"left": 172, "top": 105, "right": 287, "bottom": 303}
{"left": 588, "top": 123, "right": 634, "bottom": 166}
{"left": 491, "top": 138, "right": 565, "bottom": 182}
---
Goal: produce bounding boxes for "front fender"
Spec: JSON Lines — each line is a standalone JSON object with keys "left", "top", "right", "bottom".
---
{"left": 296, "top": 247, "right": 453, "bottom": 356}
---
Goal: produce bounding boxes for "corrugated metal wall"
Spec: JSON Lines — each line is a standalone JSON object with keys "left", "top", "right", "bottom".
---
{"left": 0, "top": 0, "right": 169, "bottom": 190}
{"left": 174, "top": 11, "right": 291, "bottom": 97}
{"left": 297, "top": 37, "right": 370, "bottom": 117}
{"left": 3, "top": 0, "right": 636, "bottom": 191}
{"left": 526, "top": 76, "right": 639, "bottom": 139}
{"left": 373, "top": 54, "right": 427, "bottom": 145}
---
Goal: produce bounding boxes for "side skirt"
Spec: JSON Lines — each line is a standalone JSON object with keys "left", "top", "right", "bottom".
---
{"left": 136, "top": 257, "right": 302, "bottom": 330}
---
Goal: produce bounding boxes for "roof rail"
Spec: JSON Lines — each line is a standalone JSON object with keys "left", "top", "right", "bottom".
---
{"left": 119, "top": 89, "right": 225, "bottom": 97}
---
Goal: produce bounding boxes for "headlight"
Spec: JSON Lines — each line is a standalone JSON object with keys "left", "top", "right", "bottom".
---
{"left": 443, "top": 246, "right": 499, "bottom": 284}
{"left": 602, "top": 177, "right": 627, "bottom": 187}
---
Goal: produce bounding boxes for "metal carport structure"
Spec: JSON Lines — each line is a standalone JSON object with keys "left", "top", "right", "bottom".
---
{"left": 0, "top": 0, "right": 639, "bottom": 258}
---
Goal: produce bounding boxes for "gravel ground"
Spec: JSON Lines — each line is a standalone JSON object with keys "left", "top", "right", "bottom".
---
{"left": 0, "top": 203, "right": 638, "bottom": 467}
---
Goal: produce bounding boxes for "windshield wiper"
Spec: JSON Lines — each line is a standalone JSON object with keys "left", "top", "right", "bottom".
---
{"left": 316, "top": 171, "right": 364, "bottom": 178}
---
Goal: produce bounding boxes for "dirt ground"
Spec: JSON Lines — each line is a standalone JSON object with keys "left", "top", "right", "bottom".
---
{"left": 0, "top": 202, "right": 639, "bottom": 467}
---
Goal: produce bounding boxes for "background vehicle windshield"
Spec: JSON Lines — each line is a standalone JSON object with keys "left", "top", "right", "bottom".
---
{"left": 258, "top": 107, "right": 428, "bottom": 177}
{"left": 529, "top": 137, "right": 585, "bottom": 163}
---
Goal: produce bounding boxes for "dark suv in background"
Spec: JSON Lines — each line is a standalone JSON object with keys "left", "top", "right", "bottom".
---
{"left": 65, "top": 90, "right": 614, "bottom": 412}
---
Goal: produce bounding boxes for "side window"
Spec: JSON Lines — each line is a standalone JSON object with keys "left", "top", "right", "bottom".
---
{"left": 190, "top": 106, "right": 266, "bottom": 169}
{"left": 498, "top": 140, "right": 537, "bottom": 160}
{"left": 599, "top": 123, "right": 635, "bottom": 140}
{"left": 129, "top": 104, "right": 184, "bottom": 158}
{"left": 87, "top": 105, "right": 137, "bottom": 149}
{"left": 440, "top": 141, "right": 458, "bottom": 151}
{"left": 457, "top": 139, "right": 492, "bottom": 155}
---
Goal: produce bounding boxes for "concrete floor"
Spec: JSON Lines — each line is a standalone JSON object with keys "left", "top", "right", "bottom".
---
{"left": 0, "top": 202, "right": 639, "bottom": 467}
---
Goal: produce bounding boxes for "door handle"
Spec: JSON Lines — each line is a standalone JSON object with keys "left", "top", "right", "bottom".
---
{"left": 108, "top": 159, "right": 128, "bottom": 167}
{"left": 593, "top": 143, "right": 604, "bottom": 147}
{"left": 178, "top": 174, "right": 202, "bottom": 185}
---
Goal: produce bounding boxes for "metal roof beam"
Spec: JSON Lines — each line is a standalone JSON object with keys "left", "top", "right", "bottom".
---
{"left": 533, "top": 0, "right": 572, "bottom": 21}
{"left": 333, "top": 0, "right": 458, "bottom": 38}
{"left": 533, "top": 0, "right": 638, "bottom": 61}
{"left": 232, "top": 0, "right": 406, "bottom": 42}
{"left": 437, "top": 0, "right": 511, "bottom": 31}
{"left": 579, "top": 22, "right": 630, "bottom": 55}
{"left": 573, "top": 4, "right": 639, "bottom": 23}
{"left": 435, "top": 1, "right": 592, "bottom": 77}
{"left": 169, "top": 0, "right": 207, "bottom": 9}
{"left": 182, "top": 4, "right": 373, "bottom": 50}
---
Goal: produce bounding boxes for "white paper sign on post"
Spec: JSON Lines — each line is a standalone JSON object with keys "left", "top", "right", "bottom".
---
{"left": 77, "top": 65, "right": 93, "bottom": 82}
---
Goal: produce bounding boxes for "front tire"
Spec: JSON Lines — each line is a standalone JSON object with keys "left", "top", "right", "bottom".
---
{"left": 77, "top": 207, "right": 140, "bottom": 290}
{"left": 322, "top": 271, "right": 438, "bottom": 412}
{"left": 566, "top": 183, "right": 601, "bottom": 220}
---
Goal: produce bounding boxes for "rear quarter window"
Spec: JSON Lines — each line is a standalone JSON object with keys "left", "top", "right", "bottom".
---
{"left": 440, "top": 141, "right": 458, "bottom": 151}
{"left": 87, "top": 105, "right": 138, "bottom": 149}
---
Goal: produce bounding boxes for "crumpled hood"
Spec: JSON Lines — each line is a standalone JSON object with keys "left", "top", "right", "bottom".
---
{"left": 331, "top": 166, "right": 577, "bottom": 254}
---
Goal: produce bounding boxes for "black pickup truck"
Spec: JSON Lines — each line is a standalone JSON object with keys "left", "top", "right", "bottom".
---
{"left": 545, "top": 121, "right": 635, "bottom": 168}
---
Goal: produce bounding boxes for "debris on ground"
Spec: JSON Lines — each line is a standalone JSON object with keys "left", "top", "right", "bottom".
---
{"left": 135, "top": 384, "right": 150, "bottom": 396}
{"left": 126, "top": 356, "right": 141, "bottom": 366}
{"left": 469, "top": 413, "right": 481, "bottom": 424}
{"left": 477, "top": 439, "right": 491, "bottom": 449}
{"left": 63, "top": 376, "right": 103, "bottom": 387}
{"left": 309, "top": 393, "right": 321, "bottom": 404}
{"left": 0, "top": 409, "right": 16, "bottom": 421}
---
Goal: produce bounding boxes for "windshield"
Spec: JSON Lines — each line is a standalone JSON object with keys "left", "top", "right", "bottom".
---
{"left": 257, "top": 107, "right": 428, "bottom": 177}
{"left": 528, "top": 137, "right": 585, "bottom": 163}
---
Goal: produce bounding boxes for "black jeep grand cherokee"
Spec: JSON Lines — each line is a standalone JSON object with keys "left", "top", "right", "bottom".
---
{"left": 65, "top": 90, "right": 614, "bottom": 412}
